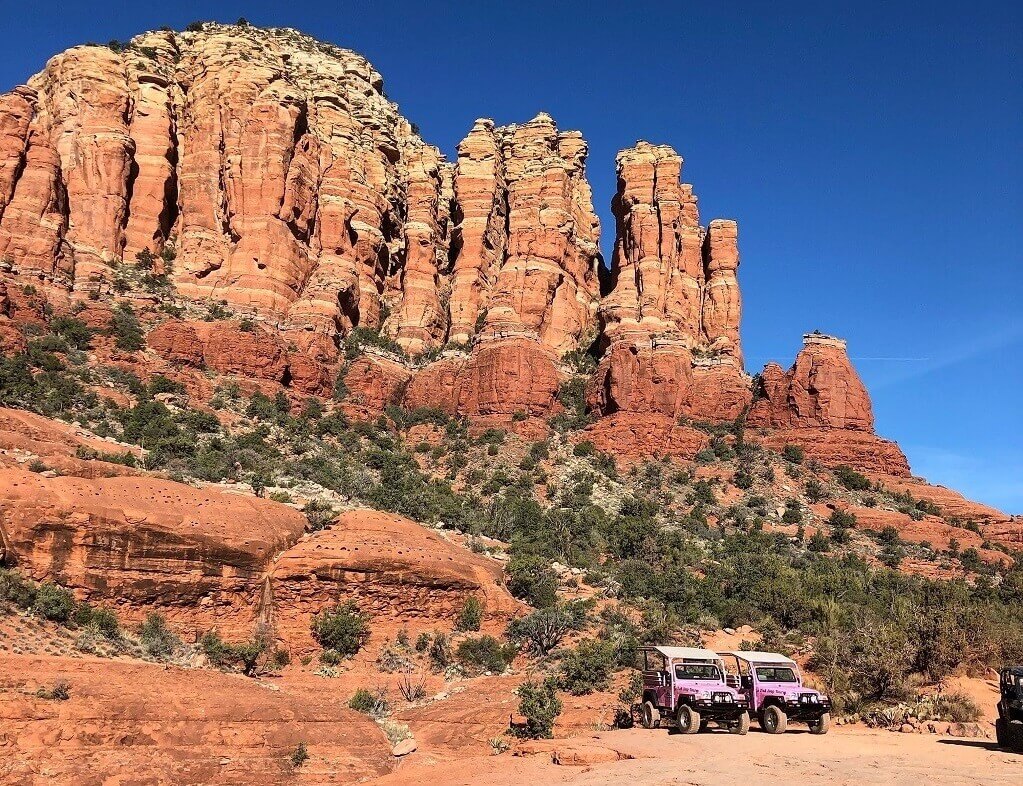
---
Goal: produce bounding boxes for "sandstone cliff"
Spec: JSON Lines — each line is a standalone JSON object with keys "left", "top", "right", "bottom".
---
{"left": 0, "top": 23, "right": 914, "bottom": 474}
{"left": 588, "top": 142, "right": 749, "bottom": 423}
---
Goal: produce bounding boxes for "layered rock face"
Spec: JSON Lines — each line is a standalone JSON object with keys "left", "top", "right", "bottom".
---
{"left": 0, "top": 470, "right": 308, "bottom": 634}
{"left": 0, "top": 26, "right": 448, "bottom": 347}
{"left": 0, "top": 23, "right": 914, "bottom": 476}
{"left": 269, "top": 510, "right": 517, "bottom": 652}
{"left": 451, "top": 114, "right": 601, "bottom": 353}
{"left": 749, "top": 333, "right": 873, "bottom": 430}
{"left": 147, "top": 318, "right": 337, "bottom": 395}
{"left": 589, "top": 142, "right": 748, "bottom": 422}
{"left": 749, "top": 334, "right": 911, "bottom": 475}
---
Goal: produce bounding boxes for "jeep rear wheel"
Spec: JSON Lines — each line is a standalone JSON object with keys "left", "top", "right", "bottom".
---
{"left": 677, "top": 704, "right": 701, "bottom": 734}
{"left": 762, "top": 705, "right": 788, "bottom": 734}
{"left": 996, "top": 718, "right": 1007, "bottom": 748}
{"left": 809, "top": 712, "right": 830, "bottom": 735}
{"left": 729, "top": 712, "right": 750, "bottom": 735}
{"left": 640, "top": 701, "right": 661, "bottom": 729}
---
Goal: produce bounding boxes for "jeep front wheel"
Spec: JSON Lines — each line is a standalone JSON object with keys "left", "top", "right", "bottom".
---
{"left": 729, "top": 712, "right": 750, "bottom": 735}
{"left": 808, "top": 712, "right": 830, "bottom": 735}
{"left": 640, "top": 700, "right": 660, "bottom": 729}
{"left": 762, "top": 705, "right": 788, "bottom": 734}
{"left": 995, "top": 718, "right": 1007, "bottom": 748}
{"left": 677, "top": 704, "right": 701, "bottom": 734}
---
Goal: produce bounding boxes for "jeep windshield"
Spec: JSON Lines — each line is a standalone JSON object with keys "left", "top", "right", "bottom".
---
{"left": 674, "top": 663, "right": 722, "bottom": 680}
{"left": 755, "top": 666, "right": 798, "bottom": 682}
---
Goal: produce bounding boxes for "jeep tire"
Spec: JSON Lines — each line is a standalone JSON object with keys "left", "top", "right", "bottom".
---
{"left": 809, "top": 712, "right": 830, "bottom": 735}
{"left": 996, "top": 718, "right": 1007, "bottom": 748}
{"left": 762, "top": 705, "right": 788, "bottom": 734}
{"left": 640, "top": 701, "right": 660, "bottom": 729}
{"left": 677, "top": 704, "right": 701, "bottom": 734}
{"left": 729, "top": 711, "right": 750, "bottom": 735}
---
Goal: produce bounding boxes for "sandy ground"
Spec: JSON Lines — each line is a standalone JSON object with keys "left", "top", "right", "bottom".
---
{"left": 373, "top": 725, "right": 1021, "bottom": 786}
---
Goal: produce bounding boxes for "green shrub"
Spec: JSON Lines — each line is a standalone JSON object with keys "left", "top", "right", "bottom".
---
{"left": 829, "top": 509, "right": 857, "bottom": 530}
{"left": 139, "top": 613, "right": 180, "bottom": 659}
{"left": 32, "top": 583, "right": 75, "bottom": 622}
{"left": 455, "top": 635, "right": 516, "bottom": 675}
{"left": 559, "top": 639, "right": 616, "bottom": 695}
{"left": 348, "top": 687, "right": 389, "bottom": 716}
{"left": 513, "top": 677, "right": 562, "bottom": 739}
{"left": 230, "top": 637, "right": 267, "bottom": 676}
{"left": 348, "top": 687, "right": 376, "bottom": 713}
{"left": 290, "top": 742, "right": 309, "bottom": 768}
{"left": 507, "top": 607, "right": 572, "bottom": 655}
{"left": 782, "top": 444, "right": 805, "bottom": 463}
{"left": 807, "top": 531, "right": 831, "bottom": 552}
{"left": 455, "top": 596, "right": 484, "bottom": 632}
{"left": 303, "top": 499, "right": 337, "bottom": 531}
{"left": 0, "top": 568, "right": 38, "bottom": 609}
{"left": 835, "top": 464, "right": 871, "bottom": 491}
{"left": 73, "top": 604, "right": 119, "bottom": 638}
{"left": 572, "top": 441, "right": 595, "bottom": 457}
{"left": 733, "top": 469, "right": 754, "bottom": 490}
{"left": 692, "top": 480, "right": 716, "bottom": 505}
{"left": 50, "top": 316, "right": 92, "bottom": 349}
{"left": 110, "top": 304, "right": 144, "bottom": 351}
{"left": 782, "top": 499, "right": 802, "bottom": 524}
{"left": 311, "top": 601, "right": 369, "bottom": 657}
{"left": 805, "top": 478, "right": 826, "bottom": 502}
{"left": 200, "top": 629, "right": 232, "bottom": 667}
{"left": 506, "top": 554, "right": 558, "bottom": 608}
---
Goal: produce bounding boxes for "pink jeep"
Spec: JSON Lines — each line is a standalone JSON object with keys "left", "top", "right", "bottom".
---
{"left": 718, "top": 651, "right": 831, "bottom": 734}
{"left": 638, "top": 646, "right": 750, "bottom": 734}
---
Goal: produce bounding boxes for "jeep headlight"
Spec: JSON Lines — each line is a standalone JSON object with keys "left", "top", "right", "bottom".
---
{"left": 697, "top": 690, "right": 711, "bottom": 700}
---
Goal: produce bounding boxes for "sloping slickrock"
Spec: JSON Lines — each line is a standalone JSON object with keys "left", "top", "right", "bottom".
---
{"left": 0, "top": 470, "right": 306, "bottom": 635}
{"left": 756, "top": 427, "right": 911, "bottom": 476}
{"left": 269, "top": 509, "right": 517, "bottom": 650}
{"left": 0, "top": 406, "right": 140, "bottom": 479}
{"left": 0, "top": 654, "right": 391, "bottom": 785}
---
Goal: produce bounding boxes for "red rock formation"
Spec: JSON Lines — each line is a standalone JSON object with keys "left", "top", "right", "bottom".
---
{"left": 0, "top": 653, "right": 392, "bottom": 785}
{"left": 386, "top": 138, "right": 453, "bottom": 354}
{"left": 200, "top": 322, "right": 289, "bottom": 382}
{"left": 447, "top": 120, "right": 507, "bottom": 345}
{"left": 269, "top": 509, "right": 518, "bottom": 651}
{"left": 405, "top": 339, "right": 562, "bottom": 417}
{"left": 0, "top": 88, "right": 65, "bottom": 279}
{"left": 146, "top": 318, "right": 336, "bottom": 394}
{"left": 122, "top": 33, "right": 178, "bottom": 260}
{"left": 581, "top": 413, "right": 710, "bottom": 461}
{"left": 470, "top": 114, "right": 601, "bottom": 354}
{"left": 146, "top": 319, "right": 204, "bottom": 366}
{"left": 756, "top": 428, "right": 911, "bottom": 476}
{"left": 342, "top": 352, "right": 413, "bottom": 410}
{"left": 590, "top": 142, "right": 750, "bottom": 422}
{"left": 749, "top": 333, "right": 873, "bottom": 430}
{"left": 0, "top": 470, "right": 307, "bottom": 635}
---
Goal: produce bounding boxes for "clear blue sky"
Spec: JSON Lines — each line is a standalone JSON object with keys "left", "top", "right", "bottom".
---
{"left": 2, "top": 1, "right": 1020, "bottom": 512}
